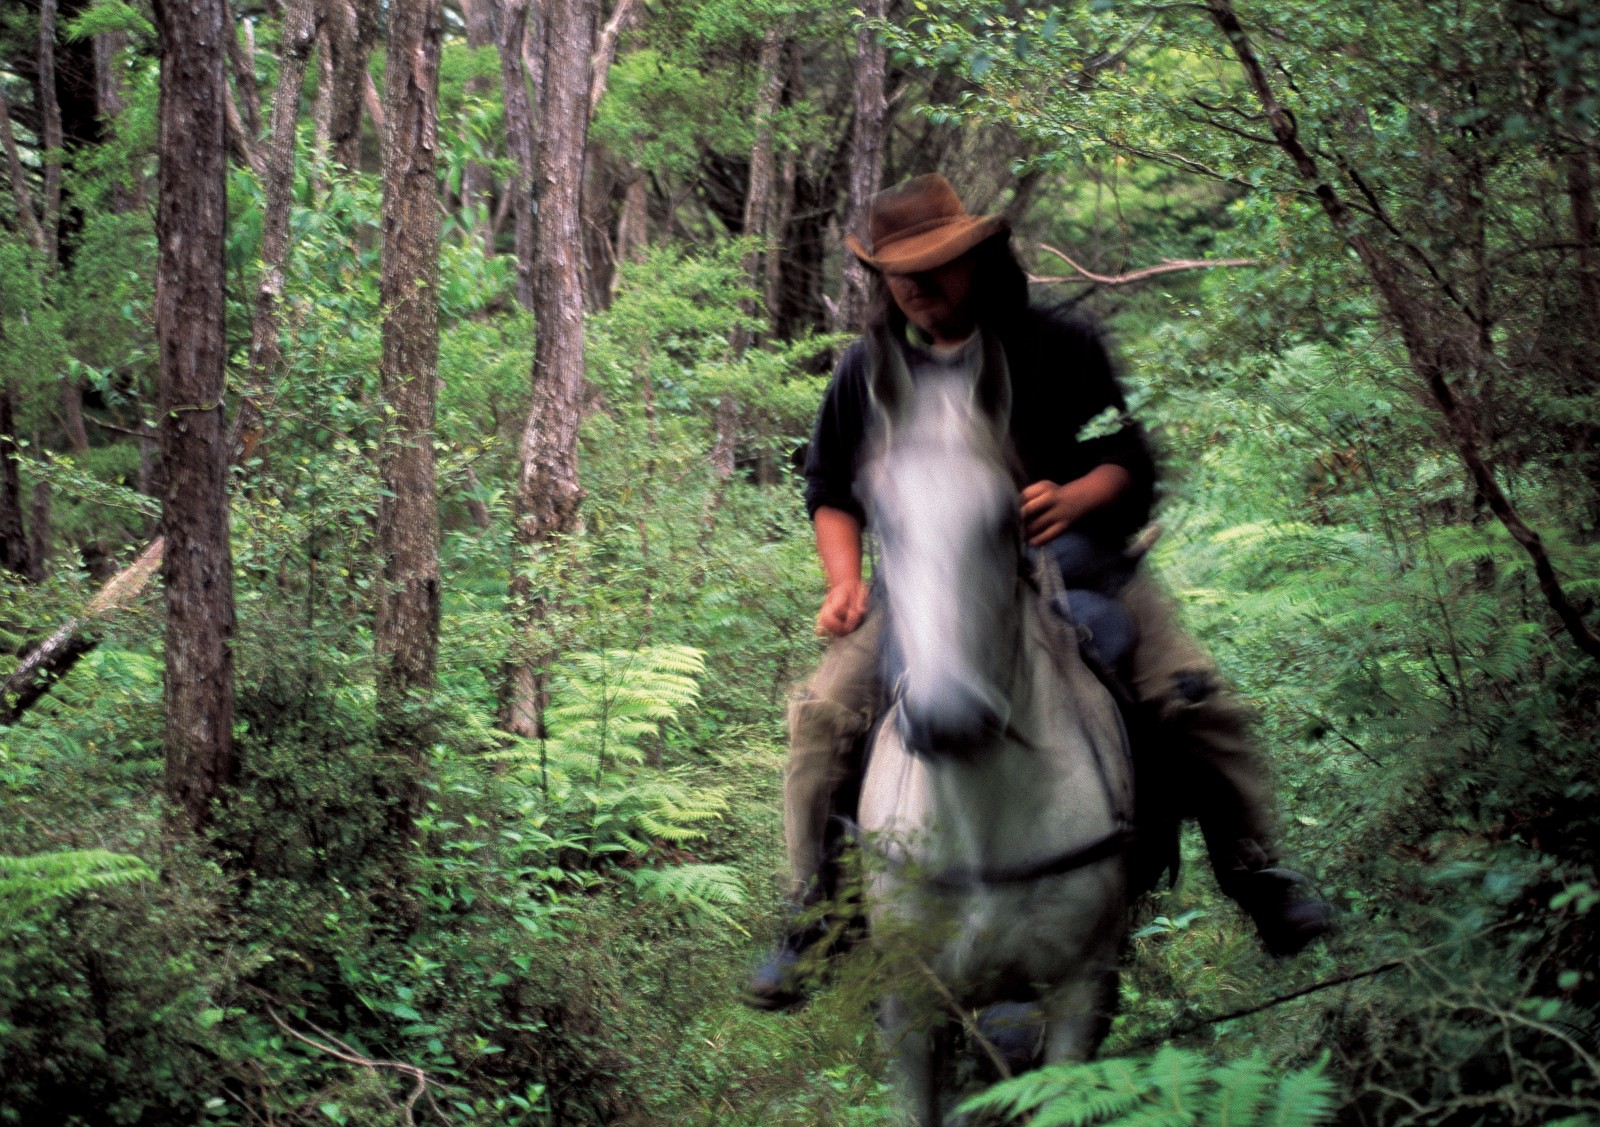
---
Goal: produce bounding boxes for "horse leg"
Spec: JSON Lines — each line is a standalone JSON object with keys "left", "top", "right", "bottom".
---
{"left": 880, "top": 993, "right": 946, "bottom": 1126}
{"left": 1040, "top": 965, "right": 1119, "bottom": 1064}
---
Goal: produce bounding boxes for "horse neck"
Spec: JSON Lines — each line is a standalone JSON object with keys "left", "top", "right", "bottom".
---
{"left": 921, "top": 584, "right": 1129, "bottom": 872}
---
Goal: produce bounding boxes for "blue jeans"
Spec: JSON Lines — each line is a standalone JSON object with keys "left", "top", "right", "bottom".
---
{"left": 1041, "top": 532, "right": 1137, "bottom": 669}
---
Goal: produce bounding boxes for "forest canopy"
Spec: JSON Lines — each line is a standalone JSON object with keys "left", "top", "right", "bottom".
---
{"left": 0, "top": 0, "right": 1597, "bottom": 1123}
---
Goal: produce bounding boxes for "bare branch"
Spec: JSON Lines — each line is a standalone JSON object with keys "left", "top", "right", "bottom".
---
{"left": 267, "top": 1009, "right": 452, "bottom": 1127}
{"left": 0, "top": 538, "right": 164, "bottom": 724}
{"left": 588, "top": 0, "right": 641, "bottom": 114}
{"left": 1033, "top": 243, "right": 1258, "bottom": 286}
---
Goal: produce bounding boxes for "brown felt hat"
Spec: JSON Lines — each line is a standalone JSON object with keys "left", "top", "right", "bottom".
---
{"left": 844, "top": 174, "right": 1008, "bottom": 274}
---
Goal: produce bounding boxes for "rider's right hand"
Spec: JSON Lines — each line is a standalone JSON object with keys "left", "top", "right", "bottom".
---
{"left": 817, "top": 577, "right": 869, "bottom": 637}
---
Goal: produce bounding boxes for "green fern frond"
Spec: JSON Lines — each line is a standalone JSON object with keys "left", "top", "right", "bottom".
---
{"left": 629, "top": 863, "right": 748, "bottom": 934}
{"left": 1203, "top": 1055, "right": 1273, "bottom": 1127}
{"left": 957, "top": 1050, "right": 1337, "bottom": 1127}
{"left": 0, "top": 849, "right": 156, "bottom": 918}
{"left": 1263, "top": 1053, "right": 1337, "bottom": 1127}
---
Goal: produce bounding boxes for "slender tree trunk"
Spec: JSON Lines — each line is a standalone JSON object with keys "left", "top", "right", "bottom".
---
{"left": 610, "top": 166, "right": 648, "bottom": 292}
{"left": 238, "top": 0, "right": 321, "bottom": 453}
{"left": 494, "top": 0, "right": 536, "bottom": 309}
{"left": 27, "top": 479, "right": 49, "bottom": 583}
{"left": 837, "top": 0, "right": 886, "bottom": 332}
{"left": 461, "top": 0, "right": 496, "bottom": 255}
{"left": 38, "top": 0, "right": 64, "bottom": 264}
{"left": 376, "top": 0, "right": 443, "bottom": 787}
{"left": 94, "top": 27, "right": 140, "bottom": 211}
{"left": 225, "top": 2, "right": 261, "bottom": 141}
{"left": 153, "top": 0, "right": 237, "bottom": 832}
{"left": 0, "top": 386, "right": 30, "bottom": 579}
{"left": 0, "top": 87, "right": 48, "bottom": 253}
{"left": 502, "top": 0, "right": 596, "bottom": 738}
{"left": 60, "top": 381, "right": 90, "bottom": 454}
{"left": 714, "top": 27, "right": 785, "bottom": 486}
{"left": 38, "top": 0, "right": 91, "bottom": 455}
{"left": 766, "top": 146, "right": 795, "bottom": 325}
{"left": 323, "top": 0, "right": 376, "bottom": 172}
{"left": 1563, "top": 86, "right": 1600, "bottom": 329}
{"left": 1206, "top": 0, "right": 1600, "bottom": 664}
{"left": 312, "top": 28, "right": 334, "bottom": 174}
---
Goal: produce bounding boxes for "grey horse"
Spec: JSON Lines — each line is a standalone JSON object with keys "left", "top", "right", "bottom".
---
{"left": 855, "top": 333, "right": 1134, "bottom": 1125}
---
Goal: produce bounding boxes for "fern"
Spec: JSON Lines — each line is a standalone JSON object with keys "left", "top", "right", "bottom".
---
{"left": 517, "top": 644, "right": 705, "bottom": 779}
{"left": 956, "top": 1050, "right": 1338, "bottom": 1127}
{"left": 0, "top": 849, "right": 156, "bottom": 919}
{"left": 628, "top": 862, "right": 748, "bottom": 934}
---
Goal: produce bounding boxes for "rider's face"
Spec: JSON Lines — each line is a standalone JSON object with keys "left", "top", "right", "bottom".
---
{"left": 886, "top": 254, "right": 978, "bottom": 345}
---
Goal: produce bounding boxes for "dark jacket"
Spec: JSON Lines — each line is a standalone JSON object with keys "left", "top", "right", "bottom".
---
{"left": 802, "top": 306, "right": 1156, "bottom": 546}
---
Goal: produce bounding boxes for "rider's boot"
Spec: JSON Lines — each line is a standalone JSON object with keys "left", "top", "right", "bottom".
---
{"left": 744, "top": 857, "right": 859, "bottom": 1011}
{"left": 1218, "top": 841, "right": 1336, "bottom": 957}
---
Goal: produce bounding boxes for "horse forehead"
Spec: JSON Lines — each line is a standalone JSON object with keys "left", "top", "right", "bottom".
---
{"left": 872, "top": 386, "right": 1011, "bottom": 509}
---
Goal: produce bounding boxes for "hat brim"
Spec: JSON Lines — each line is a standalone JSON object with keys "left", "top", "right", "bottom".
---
{"left": 845, "top": 215, "right": 1008, "bottom": 274}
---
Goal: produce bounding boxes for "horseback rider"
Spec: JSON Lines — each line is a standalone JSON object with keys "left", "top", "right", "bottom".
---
{"left": 746, "top": 174, "right": 1333, "bottom": 1010}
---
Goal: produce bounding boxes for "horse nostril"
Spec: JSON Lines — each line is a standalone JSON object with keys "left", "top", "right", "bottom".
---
{"left": 898, "top": 683, "right": 1006, "bottom": 756}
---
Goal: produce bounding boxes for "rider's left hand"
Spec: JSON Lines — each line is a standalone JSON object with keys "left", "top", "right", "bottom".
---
{"left": 1019, "top": 480, "right": 1085, "bottom": 547}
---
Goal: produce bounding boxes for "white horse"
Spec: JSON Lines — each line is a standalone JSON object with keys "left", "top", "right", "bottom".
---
{"left": 856, "top": 331, "right": 1135, "bottom": 1126}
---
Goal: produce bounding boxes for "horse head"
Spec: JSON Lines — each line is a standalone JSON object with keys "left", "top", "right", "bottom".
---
{"left": 862, "top": 329, "right": 1022, "bottom": 759}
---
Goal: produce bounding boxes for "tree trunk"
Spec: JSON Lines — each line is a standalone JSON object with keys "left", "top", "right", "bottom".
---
{"left": 153, "top": 0, "right": 237, "bottom": 832}
{"left": 0, "top": 86, "right": 48, "bottom": 253}
{"left": 225, "top": 2, "right": 261, "bottom": 142}
{"left": 323, "top": 0, "right": 377, "bottom": 172}
{"left": 239, "top": 0, "right": 321, "bottom": 452}
{"left": 461, "top": 0, "right": 496, "bottom": 255}
{"left": 715, "top": 27, "right": 786, "bottom": 486}
{"left": 28, "top": 479, "right": 49, "bottom": 583}
{"left": 614, "top": 169, "right": 648, "bottom": 268}
{"left": 1563, "top": 86, "right": 1600, "bottom": 330}
{"left": 376, "top": 0, "right": 443, "bottom": 784}
{"left": 502, "top": 0, "right": 596, "bottom": 738}
{"left": 38, "top": 0, "right": 64, "bottom": 264}
{"left": 836, "top": 0, "right": 886, "bottom": 333}
{"left": 312, "top": 27, "right": 334, "bottom": 174}
{"left": 93, "top": 27, "right": 140, "bottom": 211}
{"left": 0, "top": 386, "right": 30, "bottom": 579}
{"left": 60, "top": 380, "right": 90, "bottom": 454}
{"left": 494, "top": 0, "right": 536, "bottom": 309}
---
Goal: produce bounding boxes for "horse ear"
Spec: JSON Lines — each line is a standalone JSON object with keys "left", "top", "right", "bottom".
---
{"left": 867, "top": 327, "right": 914, "bottom": 429}
{"left": 972, "top": 330, "right": 1013, "bottom": 429}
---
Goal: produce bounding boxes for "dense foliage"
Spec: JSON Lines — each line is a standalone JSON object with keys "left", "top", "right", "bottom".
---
{"left": 1, "top": 0, "right": 1597, "bottom": 1123}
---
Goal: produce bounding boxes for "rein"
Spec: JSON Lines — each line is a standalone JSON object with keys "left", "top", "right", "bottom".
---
{"left": 896, "top": 823, "right": 1138, "bottom": 895}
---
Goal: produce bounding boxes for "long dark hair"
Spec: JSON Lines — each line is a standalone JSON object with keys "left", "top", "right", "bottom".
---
{"left": 864, "top": 231, "right": 1031, "bottom": 338}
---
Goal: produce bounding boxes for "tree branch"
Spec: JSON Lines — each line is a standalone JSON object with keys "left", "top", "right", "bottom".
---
{"left": 267, "top": 1009, "right": 452, "bottom": 1126}
{"left": 0, "top": 537, "right": 164, "bottom": 724}
{"left": 1032, "top": 243, "right": 1258, "bottom": 286}
{"left": 1204, "top": 0, "right": 1600, "bottom": 664}
{"left": 588, "top": 0, "right": 640, "bottom": 115}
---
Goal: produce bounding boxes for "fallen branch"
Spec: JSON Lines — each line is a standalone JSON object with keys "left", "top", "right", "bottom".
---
{"left": 267, "top": 1008, "right": 452, "bottom": 1127}
{"left": 1120, "top": 958, "right": 1405, "bottom": 1053}
{"left": 1, "top": 537, "right": 164, "bottom": 724}
{"left": 1033, "top": 243, "right": 1259, "bottom": 286}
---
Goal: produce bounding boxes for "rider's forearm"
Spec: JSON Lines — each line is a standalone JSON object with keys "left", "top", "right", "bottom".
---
{"left": 1062, "top": 463, "right": 1133, "bottom": 520}
{"left": 813, "top": 506, "right": 863, "bottom": 589}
